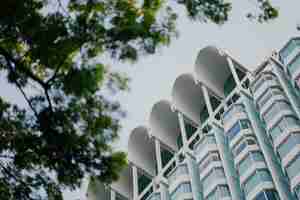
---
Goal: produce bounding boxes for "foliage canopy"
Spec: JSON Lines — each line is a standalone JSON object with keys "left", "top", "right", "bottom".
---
{"left": 0, "top": 0, "right": 277, "bottom": 199}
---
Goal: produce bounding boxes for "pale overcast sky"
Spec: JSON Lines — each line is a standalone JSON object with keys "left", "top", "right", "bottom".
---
{"left": 1, "top": 0, "right": 300, "bottom": 199}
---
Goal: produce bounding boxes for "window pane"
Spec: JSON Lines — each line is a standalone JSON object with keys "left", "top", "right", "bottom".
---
{"left": 170, "top": 182, "right": 192, "bottom": 200}
{"left": 241, "top": 119, "right": 251, "bottom": 129}
{"left": 287, "top": 154, "right": 300, "bottom": 179}
{"left": 265, "top": 189, "right": 280, "bottom": 200}
{"left": 254, "top": 192, "right": 267, "bottom": 200}
{"left": 203, "top": 168, "right": 225, "bottom": 187}
{"left": 244, "top": 170, "right": 272, "bottom": 195}
{"left": 244, "top": 173, "right": 259, "bottom": 195}
{"left": 288, "top": 54, "right": 300, "bottom": 75}
{"left": 252, "top": 152, "right": 265, "bottom": 162}
{"left": 257, "top": 169, "right": 272, "bottom": 182}
{"left": 239, "top": 155, "right": 252, "bottom": 174}
{"left": 233, "top": 142, "right": 247, "bottom": 156}
{"left": 168, "top": 164, "right": 188, "bottom": 183}
{"left": 278, "top": 133, "right": 300, "bottom": 158}
{"left": 269, "top": 126, "right": 283, "bottom": 141}
{"left": 264, "top": 101, "right": 291, "bottom": 123}
{"left": 227, "top": 122, "right": 241, "bottom": 141}
{"left": 217, "top": 185, "right": 231, "bottom": 198}
{"left": 295, "top": 184, "right": 300, "bottom": 199}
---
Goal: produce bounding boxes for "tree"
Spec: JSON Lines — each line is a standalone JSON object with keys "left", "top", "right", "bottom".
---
{"left": 0, "top": 0, "right": 277, "bottom": 199}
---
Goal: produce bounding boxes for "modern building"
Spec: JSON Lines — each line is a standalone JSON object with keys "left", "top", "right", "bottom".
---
{"left": 86, "top": 37, "right": 300, "bottom": 200}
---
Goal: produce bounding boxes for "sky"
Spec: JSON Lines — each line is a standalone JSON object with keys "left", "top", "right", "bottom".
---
{"left": 1, "top": 0, "right": 300, "bottom": 199}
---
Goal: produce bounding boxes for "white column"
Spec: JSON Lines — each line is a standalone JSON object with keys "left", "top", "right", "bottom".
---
{"left": 242, "top": 94, "right": 295, "bottom": 200}
{"left": 271, "top": 58, "right": 300, "bottom": 119}
{"left": 177, "top": 112, "right": 188, "bottom": 148}
{"left": 226, "top": 56, "right": 242, "bottom": 89}
{"left": 110, "top": 190, "right": 116, "bottom": 200}
{"left": 201, "top": 84, "right": 213, "bottom": 115}
{"left": 213, "top": 124, "right": 243, "bottom": 200}
{"left": 132, "top": 165, "right": 139, "bottom": 200}
{"left": 155, "top": 139, "right": 163, "bottom": 171}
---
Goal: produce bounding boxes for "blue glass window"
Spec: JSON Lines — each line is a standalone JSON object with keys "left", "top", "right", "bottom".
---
{"left": 281, "top": 40, "right": 300, "bottom": 59}
{"left": 170, "top": 182, "right": 192, "bottom": 200}
{"left": 238, "top": 152, "right": 265, "bottom": 175}
{"left": 286, "top": 154, "right": 300, "bottom": 179}
{"left": 233, "top": 136, "right": 257, "bottom": 156}
{"left": 295, "top": 184, "right": 300, "bottom": 199}
{"left": 239, "top": 155, "right": 252, "bottom": 175}
{"left": 288, "top": 54, "right": 300, "bottom": 75}
{"left": 206, "top": 185, "right": 230, "bottom": 200}
{"left": 252, "top": 152, "right": 265, "bottom": 162}
{"left": 265, "top": 189, "right": 280, "bottom": 200}
{"left": 195, "top": 135, "right": 216, "bottom": 155}
{"left": 217, "top": 185, "right": 231, "bottom": 198}
{"left": 278, "top": 133, "right": 300, "bottom": 158}
{"left": 270, "top": 116, "right": 300, "bottom": 141}
{"left": 240, "top": 119, "right": 251, "bottom": 129}
{"left": 227, "top": 122, "right": 241, "bottom": 141}
{"left": 254, "top": 189, "right": 280, "bottom": 200}
{"left": 233, "top": 142, "right": 247, "bottom": 156}
{"left": 269, "top": 126, "right": 283, "bottom": 141}
{"left": 244, "top": 170, "right": 272, "bottom": 195}
{"left": 168, "top": 164, "right": 188, "bottom": 183}
{"left": 263, "top": 101, "right": 292, "bottom": 123}
{"left": 199, "top": 152, "right": 220, "bottom": 172}
{"left": 202, "top": 168, "right": 225, "bottom": 187}
{"left": 227, "top": 120, "right": 251, "bottom": 141}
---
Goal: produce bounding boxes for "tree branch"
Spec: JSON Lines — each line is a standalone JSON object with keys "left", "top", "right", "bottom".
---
{"left": 16, "top": 81, "right": 40, "bottom": 118}
{"left": 46, "top": 62, "right": 62, "bottom": 85}
{"left": 0, "top": 48, "right": 39, "bottom": 118}
{"left": 0, "top": 47, "right": 47, "bottom": 88}
{"left": 0, "top": 46, "right": 55, "bottom": 113}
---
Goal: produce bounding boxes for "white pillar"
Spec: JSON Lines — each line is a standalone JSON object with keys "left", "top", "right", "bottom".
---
{"left": 110, "top": 190, "right": 116, "bottom": 200}
{"left": 226, "top": 56, "right": 242, "bottom": 89}
{"left": 177, "top": 112, "right": 188, "bottom": 148}
{"left": 201, "top": 84, "right": 213, "bottom": 115}
{"left": 132, "top": 165, "right": 139, "bottom": 200}
{"left": 270, "top": 58, "right": 300, "bottom": 119}
{"left": 155, "top": 139, "right": 163, "bottom": 171}
{"left": 213, "top": 124, "right": 243, "bottom": 200}
{"left": 242, "top": 94, "right": 295, "bottom": 200}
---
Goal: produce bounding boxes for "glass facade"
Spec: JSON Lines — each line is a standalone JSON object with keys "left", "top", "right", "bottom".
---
{"left": 223, "top": 104, "right": 278, "bottom": 199}
{"left": 252, "top": 70, "right": 300, "bottom": 199}
{"left": 287, "top": 54, "right": 300, "bottom": 77}
{"left": 193, "top": 125, "right": 233, "bottom": 199}
{"left": 279, "top": 38, "right": 300, "bottom": 65}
